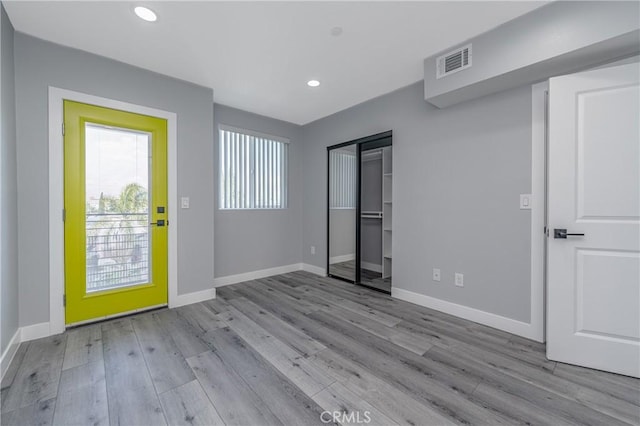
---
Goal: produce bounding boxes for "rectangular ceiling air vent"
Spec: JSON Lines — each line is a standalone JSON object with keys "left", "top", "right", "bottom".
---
{"left": 436, "top": 44, "right": 472, "bottom": 79}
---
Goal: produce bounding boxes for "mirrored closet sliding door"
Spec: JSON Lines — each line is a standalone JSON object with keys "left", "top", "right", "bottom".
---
{"left": 328, "top": 143, "right": 357, "bottom": 282}
{"left": 327, "top": 131, "right": 392, "bottom": 293}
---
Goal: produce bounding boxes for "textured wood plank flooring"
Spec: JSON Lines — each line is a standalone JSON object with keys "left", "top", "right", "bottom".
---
{"left": 2, "top": 271, "right": 639, "bottom": 425}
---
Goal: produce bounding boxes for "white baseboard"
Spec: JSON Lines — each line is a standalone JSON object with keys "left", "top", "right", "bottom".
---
{"left": 20, "top": 322, "right": 51, "bottom": 342}
{"left": 213, "top": 263, "right": 302, "bottom": 287}
{"left": 173, "top": 288, "right": 217, "bottom": 308}
{"left": 391, "top": 288, "right": 540, "bottom": 341}
{"left": 302, "top": 263, "right": 326, "bottom": 277}
{"left": 361, "top": 261, "right": 382, "bottom": 273}
{"left": 329, "top": 254, "right": 355, "bottom": 264}
{"left": 1, "top": 329, "right": 21, "bottom": 382}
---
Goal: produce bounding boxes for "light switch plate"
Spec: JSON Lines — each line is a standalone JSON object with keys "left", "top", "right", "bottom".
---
{"left": 181, "top": 197, "right": 190, "bottom": 209}
{"left": 520, "top": 194, "right": 532, "bottom": 210}
{"left": 455, "top": 273, "right": 464, "bottom": 287}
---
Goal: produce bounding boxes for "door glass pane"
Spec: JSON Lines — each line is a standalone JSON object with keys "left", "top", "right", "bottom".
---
{"left": 85, "top": 123, "right": 150, "bottom": 292}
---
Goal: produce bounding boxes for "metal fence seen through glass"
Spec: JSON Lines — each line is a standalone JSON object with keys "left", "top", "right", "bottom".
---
{"left": 86, "top": 213, "right": 149, "bottom": 291}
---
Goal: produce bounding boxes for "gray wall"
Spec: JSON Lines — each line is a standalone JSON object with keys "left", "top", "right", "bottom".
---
{"left": 1, "top": 4, "right": 18, "bottom": 353}
{"left": 14, "top": 34, "right": 215, "bottom": 327}
{"left": 361, "top": 217, "right": 382, "bottom": 267}
{"left": 213, "top": 104, "right": 302, "bottom": 278}
{"left": 361, "top": 158, "right": 382, "bottom": 211}
{"left": 301, "top": 82, "right": 532, "bottom": 322}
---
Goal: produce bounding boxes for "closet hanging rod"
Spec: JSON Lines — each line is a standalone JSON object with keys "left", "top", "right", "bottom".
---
{"left": 361, "top": 211, "right": 383, "bottom": 219}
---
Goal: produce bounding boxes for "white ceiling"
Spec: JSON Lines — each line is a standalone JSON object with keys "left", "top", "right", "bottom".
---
{"left": 4, "top": 1, "right": 547, "bottom": 125}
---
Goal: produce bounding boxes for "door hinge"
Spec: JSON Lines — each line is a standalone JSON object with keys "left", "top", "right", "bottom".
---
{"left": 62, "top": 209, "right": 66, "bottom": 222}
{"left": 63, "top": 294, "right": 66, "bottom": 307}
{"left": 62, "top": 123, "right": 65, "bottom": 136}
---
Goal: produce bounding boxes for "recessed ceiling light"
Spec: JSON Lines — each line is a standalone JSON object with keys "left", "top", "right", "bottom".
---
{"left": 134, "top": 6, "right": 157, "bottom": 22}
{"left": 331, "top": 27, "right": 343, "bottom": 36}
{"left": 307, "top": 80, "right": 320, "bottom": 87}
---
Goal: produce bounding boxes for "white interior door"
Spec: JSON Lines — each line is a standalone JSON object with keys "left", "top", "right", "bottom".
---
{"left": 547, "top": 62, "right": 640, "bottom": 378}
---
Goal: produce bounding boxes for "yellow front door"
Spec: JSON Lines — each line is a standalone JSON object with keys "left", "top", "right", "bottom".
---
{"left": 64, "top": 100, "right": 168, "bottom": 325}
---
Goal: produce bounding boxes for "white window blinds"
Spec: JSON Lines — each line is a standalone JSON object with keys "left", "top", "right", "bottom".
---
{"left": 219, "top": 126, "right": 288, "bottom": 209}
{"left": 329, "top": 150, "right": 357, "bottom": 209}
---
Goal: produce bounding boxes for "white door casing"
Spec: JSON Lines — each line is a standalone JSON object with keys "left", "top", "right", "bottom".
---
{"left": 547, "top": 63, "right": 640, "bottom": 377}
{"left": 48, "top": 87, "right": 179, "bottom": 335}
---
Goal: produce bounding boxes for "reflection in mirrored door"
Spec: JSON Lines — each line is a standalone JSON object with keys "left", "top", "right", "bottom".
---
{"left": 328, "top": 144, "right": 357, "bottom": 281}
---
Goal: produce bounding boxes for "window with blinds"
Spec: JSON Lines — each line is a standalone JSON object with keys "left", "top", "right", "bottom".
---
{"left": 329, "top": 150, "right": 357, "bottom": 209}
{"left": 219, "top": 126, "right": 289, "bottom": 209}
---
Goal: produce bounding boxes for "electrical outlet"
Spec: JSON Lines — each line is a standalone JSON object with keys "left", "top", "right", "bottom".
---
{"left": 432, "top": 268, "right": 441, "bottom": 282}
{"left": 455, "top": 273, "right": 464, "bottom": 287}
{"left": 181, "top": 197, "right": 190, "bottom": 209}
{"left": 310, "top": 246, "right": 316, "bottom": 255}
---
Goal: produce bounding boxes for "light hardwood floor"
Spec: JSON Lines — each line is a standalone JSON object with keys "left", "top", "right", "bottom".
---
{"left": 2, "top": 271, "right": 639, "bottom": 425}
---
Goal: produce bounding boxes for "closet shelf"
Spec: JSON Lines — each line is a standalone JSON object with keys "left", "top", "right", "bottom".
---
{"left": 383, "top": 201, "right": 392, "bottom": 204}
{"left": 384, "top": 228, "right": 392, "bottom": 232}
{"left": 384, "top": 254, "right": 392, "bottom": 259}
{"left": 384, "top": 173, "right": 393, "bottom": 177}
